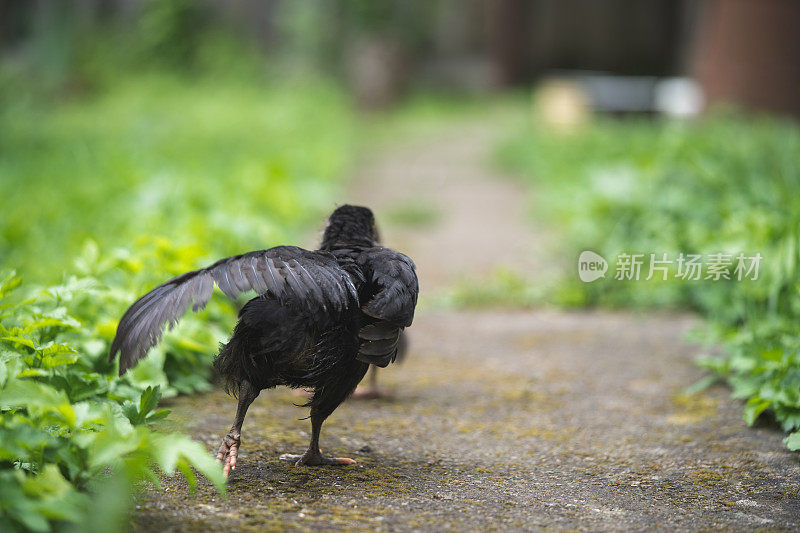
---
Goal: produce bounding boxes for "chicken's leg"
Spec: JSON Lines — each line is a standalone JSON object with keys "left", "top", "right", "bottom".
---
{"left": 280, "top": 360, "right": 367, "bottom": 466}
{"left": 279, "top": 413, "right": 355, "bottom": 466}
{"left": 216, "top": 380, "right": 259, "bottom": 478}
{"left": 351, "top": 365, "right": 388, "bottom": 399}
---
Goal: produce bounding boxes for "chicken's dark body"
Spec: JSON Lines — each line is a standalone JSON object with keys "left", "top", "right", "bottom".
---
{"left": 214, "top": 291, "right": 368, "bottom": 417}
{"left": 109, "top": 205, "right": 418, "bottom": 473}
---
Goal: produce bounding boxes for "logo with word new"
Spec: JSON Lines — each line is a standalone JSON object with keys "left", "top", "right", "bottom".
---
{"left": 578, "top": 251, "right": 608, "bottom": 282}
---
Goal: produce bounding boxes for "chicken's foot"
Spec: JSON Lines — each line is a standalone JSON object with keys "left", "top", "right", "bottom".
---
{"left": 216, "top": 380, "right": 259, "bottom": 478}
{"left": 279, "top": 411, "right": 355, "bottom": 466}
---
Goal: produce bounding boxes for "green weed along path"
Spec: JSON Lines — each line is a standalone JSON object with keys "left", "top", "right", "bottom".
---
{"left": 134, "top": 121, "right": 800, "bottom": 531}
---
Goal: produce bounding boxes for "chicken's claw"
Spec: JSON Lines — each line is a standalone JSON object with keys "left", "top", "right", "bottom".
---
{"left": 216, "top": 432, "right": 241, "bottom": 478}
{"left": 279, "top": 451, "right": 356, "bottom": 466}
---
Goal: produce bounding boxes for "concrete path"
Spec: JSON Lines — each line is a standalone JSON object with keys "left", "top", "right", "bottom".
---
{"left": 134, "top": 120, "right": 800, "bottom": 531}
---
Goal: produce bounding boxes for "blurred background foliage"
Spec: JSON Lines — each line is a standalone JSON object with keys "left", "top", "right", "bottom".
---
{"left": 2, "top": 0, "right": 800, "bottom": 530}
{"left": 1, "top": 0, "right": 358, "bottom": 282}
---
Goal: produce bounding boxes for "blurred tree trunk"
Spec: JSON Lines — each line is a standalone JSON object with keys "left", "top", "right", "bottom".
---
{"left": 693, "top": 0, "right": 800, "bottom": 119}
{"left": 487, "top": 0, "right": 529, "bottom": 86}
{"left": 0, "top": 0, "right": 7, "bottom": 47}
{"left": 226, "top": 0, "right": 278, "bottom": 49}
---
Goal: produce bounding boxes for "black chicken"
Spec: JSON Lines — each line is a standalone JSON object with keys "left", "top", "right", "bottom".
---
{"left": 109, "top": 205, "right": 418, "bottom": 475}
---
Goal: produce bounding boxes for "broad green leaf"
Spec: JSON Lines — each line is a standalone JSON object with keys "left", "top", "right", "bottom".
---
{"left": 22, "top": 317, "right": 80, "bottom": 334}
{"left": 784, "top": 431, "right": 800, "bottom": 451}
{"left": 1, "top": 336, "right": 35, "bottom": 350}
{"left": 146, "top": 408, "right": 171, "bottom": 423}
{"left": 16, "top": 368, "right": 50, "bottom": 378}
{"left": 138, "top": 385, "right": 162, "bottom": 419}
{"left": 20, "top": 465, "right": 89, "bottom": 523}
{"left": 743, "top": 397, "right": 771, "bottom": 426}
{"left": 41, "top": 352, "right": 80, "bottom": 369}
{"left": 150, "top": 432, "right": 226, "bottom": 496}
{"left": 0, "top": 379, "right": 70, "bottom": 412}
{"left": 0, "top": 272, "right": 22, "bottom": 299}
{"left": 87, "top": 418, "right": 141, "bottom": 471}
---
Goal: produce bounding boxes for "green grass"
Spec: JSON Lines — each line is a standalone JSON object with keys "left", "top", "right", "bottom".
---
{"left": 0, "top": 68, "right": 356, "bottom": 530}
{"left": 0, "top": 74, "right": 354, "bottom": 282}
{"left": 439, "top": 268, "right": 544, "bottom": 309}
{"left": 497, "top": 110, "right": 800, "bottom": 450}
{"left": 384, "top": 201, "right": 441, "bottom": 228}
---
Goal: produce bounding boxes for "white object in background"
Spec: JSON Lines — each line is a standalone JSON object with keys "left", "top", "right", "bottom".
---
{"left": 654, "top": 78, "right": 704, "bottom": 117}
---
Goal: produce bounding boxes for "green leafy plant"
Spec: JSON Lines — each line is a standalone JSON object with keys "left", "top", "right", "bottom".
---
{"left": 497, "top": 112, "right": 800, "bottom": 449}
{"left": 0, "top": 271, "right": 226, "bottom": 532}
{"left": 0, "top": 74, "right": 353, "bottom": 284}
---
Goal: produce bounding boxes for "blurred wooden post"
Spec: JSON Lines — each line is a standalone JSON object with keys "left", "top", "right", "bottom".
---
{"left": 0, "top": 0, "right": 7, "bottom": 47}
{"left": 693, "top": 0, "right": 800, "bottom": 119}
{"left": 487, "top": 0, "right": 529, "bottom": 86}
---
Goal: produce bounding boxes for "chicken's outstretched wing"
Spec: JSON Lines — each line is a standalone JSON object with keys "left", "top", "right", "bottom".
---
{"left": 109, "top": 246, "right": 358, "bottom": 375}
